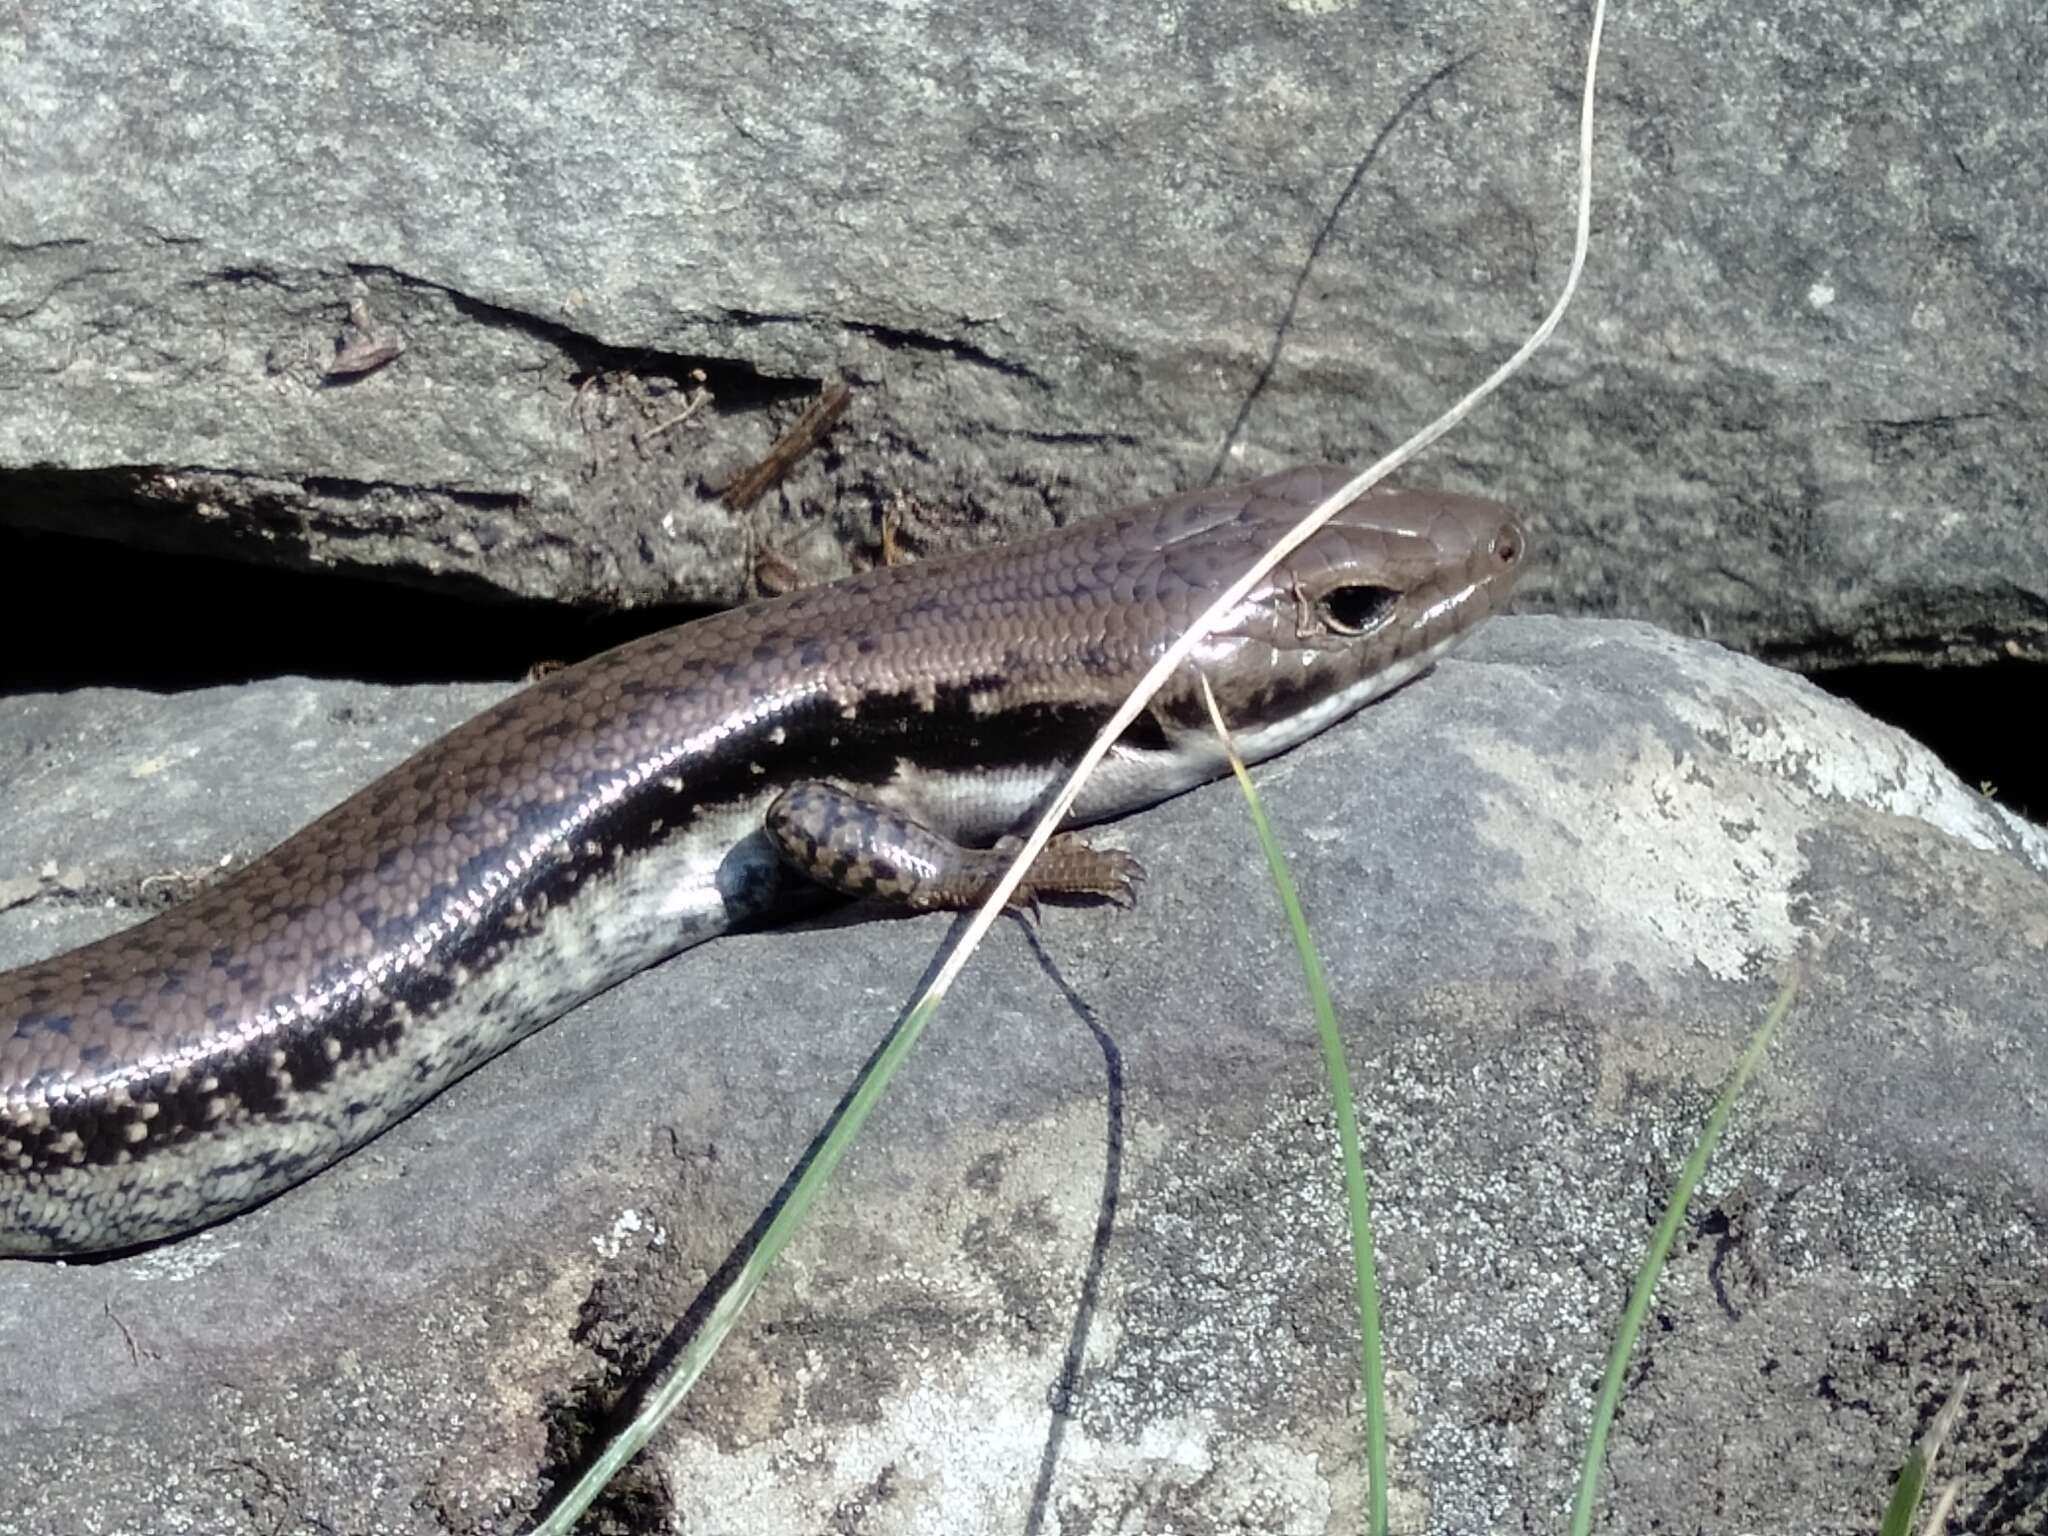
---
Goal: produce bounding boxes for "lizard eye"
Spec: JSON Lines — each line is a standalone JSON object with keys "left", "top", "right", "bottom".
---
{"left": 1319, "top": 583, "right": 1401, "bottom": 637}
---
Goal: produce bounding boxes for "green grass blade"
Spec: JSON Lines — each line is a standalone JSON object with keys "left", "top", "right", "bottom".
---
{"left": 1878, "top": 1443, "right": 1931, "bottom": 1536}
{"left": 1877, "top": 1373, "right": 1970, "bottom": 1536}
{"left": 1567, "top": 965, "right": 1801, "bottom": 1536}
{"left": 529, "top": 987, "right": 950, "bottom": 1536}
{"left": 1197, "top": 678, "right": 1388, "bottom": 1536}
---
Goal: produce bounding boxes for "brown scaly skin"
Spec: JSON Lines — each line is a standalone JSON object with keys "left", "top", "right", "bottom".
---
{"left": 1, "top": 465, "right": 1522, "bottom": 1255}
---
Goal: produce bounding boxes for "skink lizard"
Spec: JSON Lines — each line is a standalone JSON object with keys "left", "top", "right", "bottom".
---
{"left": 0, "top": 465, "right": 1523, "bottom": 1255}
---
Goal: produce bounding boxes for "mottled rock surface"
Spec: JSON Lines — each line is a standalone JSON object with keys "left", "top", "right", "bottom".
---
{"left": 4, "top": 2, "right": 2042, "bottom": 668}
{"left": 1, "top": 618, "right": 2042, "bottom": 1534}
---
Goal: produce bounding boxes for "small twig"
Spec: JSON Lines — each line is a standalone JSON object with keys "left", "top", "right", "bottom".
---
{"left": 105, "top": 1301, "right": 146, "bottom": 1366}
{"left": 718, "top": 380, "right": 852, "bottom": 510}
{"left": 644, "top": 381, "right": 715, "bottom": 441}
{"left": 323, "top": 296, "right": 404, "bottom": 380}
{"left": 750, "top": 543, "right": 809, "bottom": 596}
{"left": 570, "top": 370, "right": 607, "bottom": 427}
{"left": 878, "top": 498, "right": 910, "bottom": 567}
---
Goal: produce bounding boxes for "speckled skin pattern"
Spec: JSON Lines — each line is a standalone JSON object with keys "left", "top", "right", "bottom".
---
{"left": 0, "top": 466, "right": 1522, "bottom": 1254}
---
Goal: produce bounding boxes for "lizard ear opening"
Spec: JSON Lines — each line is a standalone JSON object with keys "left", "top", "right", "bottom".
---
{"left": 1318, "top": 583, "right": 1402, "bottom": 637}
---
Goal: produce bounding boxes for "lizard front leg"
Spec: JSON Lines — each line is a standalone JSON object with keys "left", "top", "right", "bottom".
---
{"left": 763, "top": 781, "right": 1144, "bottom": 913}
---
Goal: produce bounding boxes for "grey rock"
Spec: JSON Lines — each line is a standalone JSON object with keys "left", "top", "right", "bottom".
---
{"left": 0, "top": 617, "right": 2042, "bottom": 1534}
{"left": 4, "top": 4, "right": 2043, "bottom": 664}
